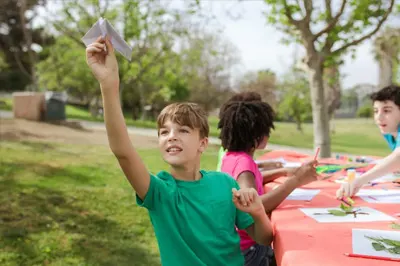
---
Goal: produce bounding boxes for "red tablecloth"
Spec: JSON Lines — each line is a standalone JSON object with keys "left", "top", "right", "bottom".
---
{"left": 265, "top": 177, "right": 399, "bottom": 266}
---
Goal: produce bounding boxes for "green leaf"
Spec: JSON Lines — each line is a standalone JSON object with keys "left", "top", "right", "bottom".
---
{"left": 372, "top": 242, "right": 386, "bottom": 251}
{"left": 388, "top": 247, "right": 400, "bottom": 255}
{"left": 328, "top": 209, "right": 347, "bottom": 216}
{"left": 390, "top": 222, "right": 400, "bottom": 230}
{"left": 339, "top": 203, "right": 353, "bottom": 212}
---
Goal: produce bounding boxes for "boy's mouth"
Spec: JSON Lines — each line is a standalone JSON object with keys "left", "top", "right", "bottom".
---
{"left": 166, "top": 145, "right": 182, "bottom": 154}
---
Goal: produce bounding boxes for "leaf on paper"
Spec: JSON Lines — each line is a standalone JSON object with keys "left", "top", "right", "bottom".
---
{"left": 328, "top": 209, "right": 347, "bottom": 216}
{"left": 372, "top": 242, "right": 385, "bottom": 251}
{"left": 365, "top": 235, "right": 400, "bottom": 255}
{"left": 340, "top": 203, "right": 353, "bottom": 212}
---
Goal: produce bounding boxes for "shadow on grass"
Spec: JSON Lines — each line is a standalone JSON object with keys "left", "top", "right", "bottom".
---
{"left": 0, "top": 161, "right": 105, "bottom": 187}
{"left": 0, "top": 166, "right": 159, "bottom": 265}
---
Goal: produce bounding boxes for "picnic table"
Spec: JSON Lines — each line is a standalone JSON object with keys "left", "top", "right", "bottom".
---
{"left": 258, "top": 150, "right": 399, "bottom": 266}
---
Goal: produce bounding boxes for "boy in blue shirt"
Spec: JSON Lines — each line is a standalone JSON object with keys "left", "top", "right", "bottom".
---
{"left": 85, "top": 36, "right": 273, "bottom": 266}
{"left": 337, "top": 85, "right": 400, "bottom": 198}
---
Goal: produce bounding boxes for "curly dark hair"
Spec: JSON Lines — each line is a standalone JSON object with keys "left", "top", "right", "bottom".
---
{"left": 370, "top": 85, "right": 400, "bottom": 108}
{"left": 218, "top": 101, "right": 275, "bottom": 152}
{"left": 219, "top": 91, "right": 262, "bottom": 119}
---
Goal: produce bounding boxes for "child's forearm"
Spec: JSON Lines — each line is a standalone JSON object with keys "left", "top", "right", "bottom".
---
{"left": 101, "top": 82, "right": 133, "bottom": 157}
{"left": 262, "top": 168, "right": 286, "bottom": 183}
{"left": 359, "top": 148, "right": 400, "bottom": 183}
{"left": 250, "top": 210, "right": 273, "bottom": 246}
{"left": 261, "top": 177, "right": 298, "bottom": 213}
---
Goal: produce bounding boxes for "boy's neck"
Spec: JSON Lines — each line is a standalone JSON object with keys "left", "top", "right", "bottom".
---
{"left": 390, "top": 124, "right": 400, "bottom": 139}
{"left": 170, "top": 163, "right": 202, "bottom": 181}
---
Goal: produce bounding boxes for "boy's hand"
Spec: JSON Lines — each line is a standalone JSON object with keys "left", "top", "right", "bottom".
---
{"left": 289, "top": 160, "right": 318, "bottom": 187}
{"left": 86, "top": 35, "right": 119, "bottom": 89}
{"left": 232, "top": 188, "right": 265, "bottom": 216}
{"left": 336, "top": 178, "right": 364, "bottom": 199}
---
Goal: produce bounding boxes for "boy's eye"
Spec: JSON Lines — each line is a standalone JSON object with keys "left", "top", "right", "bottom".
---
{"left": 180, "top": 129, "right": 189, "bottom": 133}
{"left": 160, "top": 130, "right": 168, "bottom": 135}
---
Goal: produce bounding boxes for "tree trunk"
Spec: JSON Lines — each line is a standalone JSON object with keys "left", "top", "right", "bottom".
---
{"left": 378, "top": 53, "right": 393, "bottom": 88}
{"left": 296, "top": 119, "right": 303, "bottom": 132}
{"left": 307, "top": 62, "right": 331, "bottom": 158}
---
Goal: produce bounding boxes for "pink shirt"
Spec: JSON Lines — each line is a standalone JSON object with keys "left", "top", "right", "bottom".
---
{"left": 221, "top": 151, "right": 264, "bottom": 250}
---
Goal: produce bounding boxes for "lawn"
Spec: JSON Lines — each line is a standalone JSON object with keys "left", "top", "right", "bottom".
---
{"left": 0, "top": 140, "right": 221, "bottom": 265}
{"left": 1, "top": 97, "right": 390, "bottom": 156}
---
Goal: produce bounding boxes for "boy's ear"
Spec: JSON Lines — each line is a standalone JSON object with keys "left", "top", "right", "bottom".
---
{"left": 199, "top": 137, "right": 209, "bottom": 153}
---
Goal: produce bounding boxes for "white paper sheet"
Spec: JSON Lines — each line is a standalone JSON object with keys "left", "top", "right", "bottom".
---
{"left": 284, "top": 162, "right": 302, "bottom": 168}
{"left": 286, "top": 188, "right": 320, "bottom": 201}
{"left": 255, "top": 158, "right": 302, "bottom": 168}
{"left": 356, "top": 189, "right": 400, "bottom": 204}
{"left": 299, "top": 206, "right": 396, "bottom": 223}
{"left": 81, "top": 17, "right": 132, "bottom": 61}
{"left": 372, "top": 173, "right": 400, "bottom": 183}
{"left": 352, "top": 229, "right": 400, "bottom": 259}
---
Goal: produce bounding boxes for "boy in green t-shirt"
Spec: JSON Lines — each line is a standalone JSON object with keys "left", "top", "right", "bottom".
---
{"left": 85, "top": 36, "right": 273, "bottom": 266}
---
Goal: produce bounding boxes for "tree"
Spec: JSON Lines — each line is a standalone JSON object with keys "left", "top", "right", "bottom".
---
{"left": 278, "top": 70, "right": 312, "bottom": 132}
{"left": 0, "top": 0, "right": 50, "bottom": 91}
{"left": 264, "top": 0, "right": 395, "bottom": 157}
{"left": 373, "top": 26, "right": 400, "bottom": 88}
{"left": 36, "top": 37, "right": 100, "bottom": 107}
{"left": 239, "top": 69, "right": 278, "bottom": 109}
{"left": 180, "top": 29, "right": 242, "bottom": 112}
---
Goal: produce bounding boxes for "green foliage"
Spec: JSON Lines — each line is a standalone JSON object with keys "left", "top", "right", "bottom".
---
{"left": 327, "top": 209, "right": 347, "bottom": 216}
{"left": 0, "top": 51, "right": 8, "bottom": 70}
{"left": 36, "top": 37, "right": 99, "bottom": 100}
{"left": 277, "top": 71, "right": 312, "bottom": 129}
{"left": 357, "top": 105, "right": 373, "bottom": 118}
{"left": 263, "top": 0, "right": 395, "bottom": 58}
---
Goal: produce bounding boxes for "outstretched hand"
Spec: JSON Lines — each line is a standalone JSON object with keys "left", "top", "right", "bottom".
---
{"left": 290, "top": 160, "right": 319, "bottom": 187}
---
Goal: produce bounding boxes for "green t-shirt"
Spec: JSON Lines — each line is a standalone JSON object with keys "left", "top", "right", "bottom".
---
{"left": 136, "top": 170, "right": 254, "bottom": 266}
{"left": 216, "top": 146, "right": 227, "bottom": 171}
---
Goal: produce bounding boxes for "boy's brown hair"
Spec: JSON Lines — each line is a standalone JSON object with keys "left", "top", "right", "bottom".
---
{"left": 157, "top": 102, "right": 209, "bottom": 138}
{"left": 370, "top": 85, "right": 400, "bottom": 108}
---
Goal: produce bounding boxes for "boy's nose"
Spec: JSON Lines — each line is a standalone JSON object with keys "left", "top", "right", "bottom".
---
{"left": 167, "top": 130, "right": 178, "bottom": 140}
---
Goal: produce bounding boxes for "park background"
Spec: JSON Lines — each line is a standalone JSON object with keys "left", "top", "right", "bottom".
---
{"left": 0, "top": 0, "right": 399, "bottom": 265}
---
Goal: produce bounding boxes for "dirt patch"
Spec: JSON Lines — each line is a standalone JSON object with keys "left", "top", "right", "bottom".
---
{"left": 0, "top": 118, "right": 159, "bottom": 149}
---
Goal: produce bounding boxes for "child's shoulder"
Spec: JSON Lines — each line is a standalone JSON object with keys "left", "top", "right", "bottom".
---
{"left": 201, "top": 170, "right": 236, "bottom": 183}
{"left": 153, "top": 170, "right": 175, "bottom": 182}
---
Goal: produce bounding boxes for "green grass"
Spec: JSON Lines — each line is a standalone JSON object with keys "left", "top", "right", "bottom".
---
{"left": 1, "top": 98, "right": 390, "bottom": 156}
{"left": 0, "top": 98, "right": 12, "bottom": 111}
{"left": 0, "top": 140, "right": 220, "bottom": 265}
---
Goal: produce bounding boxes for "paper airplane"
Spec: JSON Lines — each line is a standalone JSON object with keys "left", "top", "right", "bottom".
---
{"left": 81, "top": 17, "right": 132, "bottom": 61}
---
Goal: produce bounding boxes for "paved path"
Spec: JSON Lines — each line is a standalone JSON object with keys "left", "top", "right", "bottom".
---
{"left": 1, "top": 110, "right": 356, "bottom": 157}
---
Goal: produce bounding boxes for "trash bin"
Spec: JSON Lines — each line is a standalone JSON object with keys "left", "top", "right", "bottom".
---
{"left": 44, "top": 91, "right": 68, "bottom": 121}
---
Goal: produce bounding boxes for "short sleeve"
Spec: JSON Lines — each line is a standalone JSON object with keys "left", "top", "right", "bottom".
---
{"left": 232, "top": 156, "right": 257, "bottom": 181}
{"left": 232, "top": 179, "right": 254, "bottom": 230}
{"left": 136, "top": 173, "right": 169, "bottom": 210}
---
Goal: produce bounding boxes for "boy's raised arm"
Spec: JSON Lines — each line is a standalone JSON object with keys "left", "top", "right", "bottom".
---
{"left": 86, "top": 36, "right": 150, "bottom": 199}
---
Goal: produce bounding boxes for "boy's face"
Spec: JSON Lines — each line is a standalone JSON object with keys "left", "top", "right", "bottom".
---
{"left": 373, "top": 100, "right": 400, "bottom": 134}
{"left": 158, "top": 120, "right": 208, "bottom": 167}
